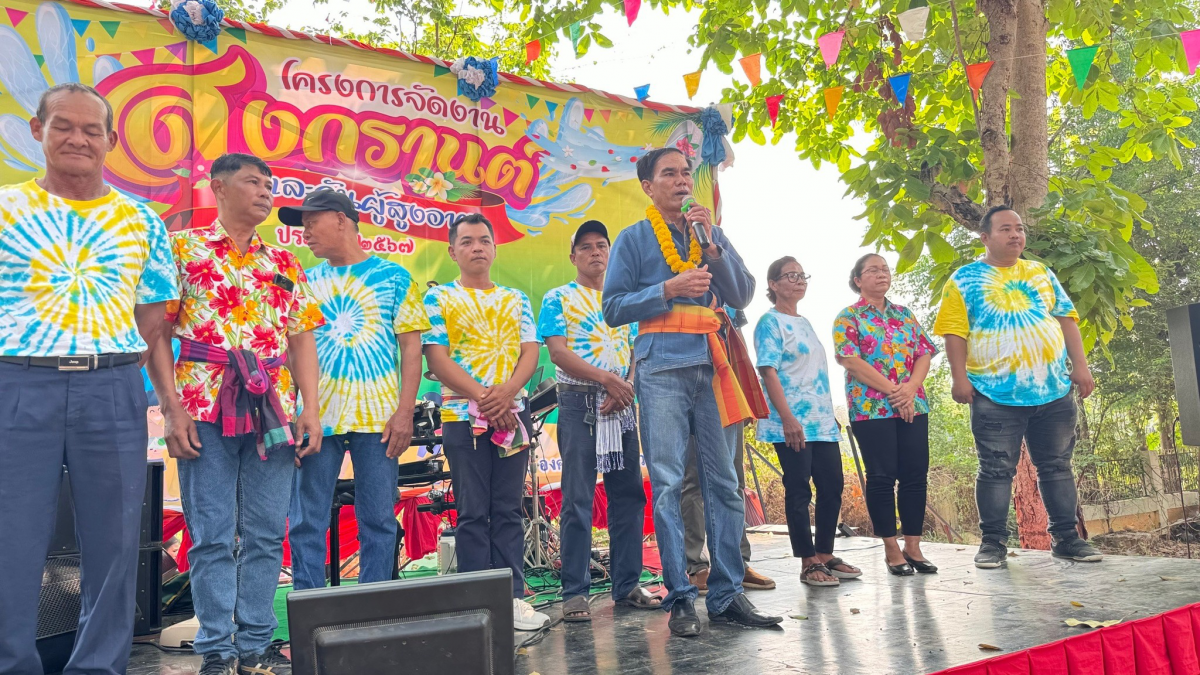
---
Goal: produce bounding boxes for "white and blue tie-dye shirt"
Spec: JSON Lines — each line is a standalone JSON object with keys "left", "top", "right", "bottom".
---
{"left": 537, "top": 281, "right": 637, "bottom": 380}
{"left": 307, "top": 256, "right": 430, "bottom": 435}
{"left": 753, "top": 309, "right": 842, "bottom": 444}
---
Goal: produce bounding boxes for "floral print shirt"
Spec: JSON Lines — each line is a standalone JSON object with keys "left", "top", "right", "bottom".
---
{"left": 832, "top": 298, "right": 937, "bottom": 421}
{"left": 165, "top": 222, "right": 325, "bottom": 423}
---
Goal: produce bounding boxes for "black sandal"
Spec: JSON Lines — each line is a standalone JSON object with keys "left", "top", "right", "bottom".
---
{"left": 563, "top": 595, "right": 592, "bottom": 622}
{"left": 614, "top": 587, "right": 663, "bottom": 610}
{"left": 800, "top": 563, "right": 840, "bottom": 587}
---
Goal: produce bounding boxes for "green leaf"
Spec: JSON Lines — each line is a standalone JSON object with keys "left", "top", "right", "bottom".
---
{"left": 926, "top": 231, "right": 957, "bottom": 263}
{"left": 897, "top": 231, "right": 926, "bottom": 274}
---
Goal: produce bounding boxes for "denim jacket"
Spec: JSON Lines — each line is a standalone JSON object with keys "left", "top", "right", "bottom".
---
{"left": 602, "top": 219, "right": 755, "bottom": 376}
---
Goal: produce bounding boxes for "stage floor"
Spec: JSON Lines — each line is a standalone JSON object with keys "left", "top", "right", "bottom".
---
{"left": 127, "top": 532, "right": 1200, "bottom": 675}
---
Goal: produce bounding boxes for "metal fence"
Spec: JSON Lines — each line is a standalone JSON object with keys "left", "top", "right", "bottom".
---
{"left": 1076, "top": 456, "right": 1153, "bottom": 504}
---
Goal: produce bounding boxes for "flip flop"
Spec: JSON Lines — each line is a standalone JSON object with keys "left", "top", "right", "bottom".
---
{"left": 825, "top": 556, "right": 862, "bottom": 579}
{"left": 614, "top": 587, "right": 664, "bottom": 610}
{"left": 562, "top": 595, "right": 592, "bottom": 622}
{"left": 800, "top": 562, "right": 840, "bottom": 587}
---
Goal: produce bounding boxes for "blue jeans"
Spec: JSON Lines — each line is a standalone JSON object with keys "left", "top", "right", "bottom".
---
{"left": 178, "top": 422, "right": 295, "bottom": 658}
{"left": 0, "top": 362, "right": 148, "bottom": 675}
{"left": 635, "top": 364, "right": 744, "bottom": 614}
{"left": 556, "top": 390, "right": 645, "bottom": 601}
{"left": 971, "top": 393, "right": 1081, "bottom": 544}
{"left": 289, "top": 433, "right": 400, "bottom": 590}
{"left": 441, "top": 407, "right": 532, "bottom": 599}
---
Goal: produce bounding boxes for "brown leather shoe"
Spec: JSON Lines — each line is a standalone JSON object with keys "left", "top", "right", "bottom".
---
{"left": 743, "top": 565, "right": 776, "bottom": 590}
{"left": 688, "top": 568, "right": 709, "bottom": 596}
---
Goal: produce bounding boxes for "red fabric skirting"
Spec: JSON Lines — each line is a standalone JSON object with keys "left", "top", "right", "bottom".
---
{"left": 541, "top": 477, "right": 655, "bottom": 534}
{"left": 933, "top": 602, "right": 1200, "bottom": 675}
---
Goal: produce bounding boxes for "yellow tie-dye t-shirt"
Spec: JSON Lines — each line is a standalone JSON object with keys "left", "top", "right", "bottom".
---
{"left": 0, "top": 180, "right": 178, "bottom": 356}
{"left": 536, "top": 282, "right": 636, "bottom": 380}
{"left": 933, "top": 258, "right": 1078, "bottom": 406}
{"left": 422, "top": 281, "right": 537, "bottom": 422}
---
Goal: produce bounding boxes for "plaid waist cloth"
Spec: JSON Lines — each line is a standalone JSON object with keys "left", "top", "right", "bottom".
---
{"left": 557, "top": 371, "right": 636, "bottom": 473}
{"left": 177, "top": 338, "right": 294, "bottom": 459}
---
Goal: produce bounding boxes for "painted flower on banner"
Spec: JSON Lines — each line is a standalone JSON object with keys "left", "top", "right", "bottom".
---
{"left": 405, "top": 168, "right": 475, "bottom": 203}
{"left": 0, "top": 2, "right": 124, "bottom": 173}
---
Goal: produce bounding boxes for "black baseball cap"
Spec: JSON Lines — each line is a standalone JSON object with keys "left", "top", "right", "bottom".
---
{"left": 278, "top": 189, "right": 359, "bottom": 227}
{"left": 571, "top": 220, "right": 609, "bottom": 250}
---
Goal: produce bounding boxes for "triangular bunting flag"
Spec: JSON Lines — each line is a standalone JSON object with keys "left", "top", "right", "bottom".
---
{"left": 200, "top": 38, "right": 219, "bottom": 55}
{"left": 502, "top": 108, "right": 519, "bottom": 127}
{"left": 766, "top": 94, "right": 785, "bottom": 128}
{"left": 1066, "top": 44, "right": 1099, "bottom": 90}
{"left": 624, "top": 0, "right": 640, "bottom": 26}
{"left": 131, "top": 21, "right": 149, "bottom": 37}
{"left": 158, "top": 18, "right": 175, "bottom": 35}
{"left": 33, "top": 54, "right": 44, "bottom": 67}
{"left": 633, "top": 107, "right": 644, "bottom": 119}
{"left": 569, "top": 22, "right": 581, "bottom": 54}
{"left": 634, "top": 83, "right": 650, "bottom": 101}
{"left": 739, "top": 53, "right": 762, "bottom": 87}
{"left": 897, "top": 6, "right": 930, "bottom": 42}
{"left": 165, "top": 42, "right": 187, "bottom": 63}
{"left": 132, "top": 48, "right": 156, "bottom": 65}
{"left": 99, "top": 21, "right": 120, "bottom": 38}
{"left": 683, "top": 70, "right": 702, "bottom": 99}
{"left": 600, "top": 110, "right": 611, "bottom": 122}
{"left": 889, "top": 73, "right": 912, "bottom": 104}
{"left": 5, "top": 8, "right": 28, "bottom": 26}
{"left": 433, "top": 64, "right": 452, "bottom": 77}
{"left": 818, "top": 30, "right": 845, "bottom": 69}
{"left": 966, "top": 61, "right": 994, "bottom": 100}
{"left": 226, "top": 27, "right": 247, "bottom": 43}
{"left": 525, "top": 39, "right": 541, "bottom": 65}
{"left": 70, "top": 19, "right": 90, "bottom": 36}
{"left": 823, "top": 86, "right": 843, "bottom": 120}
{"left": 480, "top": 97, "right": 495, "bottom": 110}
{"left": 526, "top": 94, "right": 540, "bottom": 110}
{"left": 1181, "top": 29, "right": 1200, "bottom": 75}
{"left": 583, "top": 108, "right": 594, "bottom": 121}
{"left": 546, "top": 101, "right": 559, "bottom": 118}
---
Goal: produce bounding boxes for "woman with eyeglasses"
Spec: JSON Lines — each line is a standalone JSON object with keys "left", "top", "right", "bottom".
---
{"left": 833, "top": 254, "right": 938, "bottom": 576}
{"left": 754, "top": 256, "right": 860, "bottom": 587}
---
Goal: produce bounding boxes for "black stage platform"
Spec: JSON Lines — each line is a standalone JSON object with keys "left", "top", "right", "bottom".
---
{"left": 127, "top": 532, "right": 1200, "bottom": 674}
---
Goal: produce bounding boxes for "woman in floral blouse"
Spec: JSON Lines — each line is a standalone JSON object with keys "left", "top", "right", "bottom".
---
{"left": 833, "top": 254, "right": 938, "bottom": 576}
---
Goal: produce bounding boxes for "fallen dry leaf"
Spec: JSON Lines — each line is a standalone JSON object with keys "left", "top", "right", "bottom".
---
{"left": 1064, "top": 618, "right": 1120, "bottom": 629}
{"left": 850, "top": 608, "right": 861, "bottom": 615}
{"left": 1161, "top": 576, "right": 1179, "bottom": 581}
{"left": 517, "top": 649, "right": 528, "bottom": 656}
{"left": 789, "top": 614, "right": 809, "bottom": 620}
{"left": 979, "top": 644, "right": 1002, "bottom": 651}
{"left": 1007, "top": 551, "right": 1019, "bottom": 557}
{"left": 1071, "top": 601, "right": 1084, "bottom": 608}
{"left": 956, "top": 548, "right": 966, "bottom": 551}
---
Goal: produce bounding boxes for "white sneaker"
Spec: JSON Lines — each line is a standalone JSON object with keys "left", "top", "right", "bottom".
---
{"left": 513, "top": 598, "right": 550, "bottom": 631}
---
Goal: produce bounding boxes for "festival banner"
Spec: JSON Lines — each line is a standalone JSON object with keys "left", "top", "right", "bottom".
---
{"left": 0, "top": 0, "right": 715, "bottom": 486}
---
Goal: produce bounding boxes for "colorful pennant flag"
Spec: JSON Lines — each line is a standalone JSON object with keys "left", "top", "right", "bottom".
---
{"left": 1181, "top": 29, "right": 1200, "bottom": 75}
{"left": 1066, "top": 44, "right": 1099, "bottom": 90}
{"left": 634, "top": 83, "right": 650, "bottom": 101}
{"left": 633, "top": 107, "right": 644, "bottom": 119}
{"left": 583, "top": 108, "right": 594, "bottom": 121}
{"left": 569, "top": 22, "right": 581, "bottom": 54}
{"left": 132, "top": 47, "right": 156, "bottom": 65}
{"left": 226, "top": 27, "right": 247, "bottom": 43}
{"left": 818, "top": 31, "right": 845, "bottom": 69}
{"left": 823, "top": 86, "right": 843, "bottom": 120}
{"left": 897, "top": 6, "right": 930, "bottom": 42}
{"left": 765, "top": 94, "right": 785, "bottom": 128}
{"left": 526, "top": 94, "right": 541, "bottom": 109}
{"left": 965, "top": 61, "right": 994, "bottom": 100}
{"left": 200, "top": 38, "right": 219, "bottom": 55}
{"left": 525, "top": 39, "right": 541, "bottom": 64}
{"left": 131, "top": 21, "right": 150, "bottom": 38}
{"left": 158, "top": 18, "right": 175, "bottom": 35}
{"left": 70, "top": 19, "right": 90, "bottom": 36}
{"left": 683, "top": 70, "right": 702, "bottom": 99}
{"left": 502, "top": 108, "right": 519, "bottom": 127}
{"left": 546, "top": 101, "right": 559, "bottom": 118}
{"left": 165, "top": 42, "right": 187, "bottom": 63}
{"left": 99, "top": 21, "right": 120, "bottom": 38}
{"left": 33, "top": 54, "right": 44, "bottom": 67}
{"left": 433, "top": 64, "right": 451, "bottom": 77}
{"left": 624, "top": 0, "right": 640, "bottom": 27}
{"left": 5, "top": 8, "right": 28, "bottom": 26}
{"left": 480, "top": 97, "right": 495, "bottom": 110}
{"left": 600, "top": 110, "right": 612, "bottom": 122}
{"left": 739, "top": 53, "right": 763, "bottom": 87}
{"left": 889, "top": 72, "right": 912, "bottom": 104}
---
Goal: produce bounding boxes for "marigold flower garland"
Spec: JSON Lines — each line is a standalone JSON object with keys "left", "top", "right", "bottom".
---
{"left": 646, "top": 205, "right": 702, "bottom": 273}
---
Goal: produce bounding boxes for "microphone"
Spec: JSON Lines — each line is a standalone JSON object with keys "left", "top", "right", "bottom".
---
{"left": 681, "top": 196, "right": 710, "bottom": 249}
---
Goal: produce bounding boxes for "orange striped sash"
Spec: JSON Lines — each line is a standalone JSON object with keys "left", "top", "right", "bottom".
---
{"left": 639, "top": 305, "right": 769, "bottom": 428}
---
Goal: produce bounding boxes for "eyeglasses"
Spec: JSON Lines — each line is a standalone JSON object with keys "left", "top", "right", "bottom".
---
{"left": 861, "top": 266, "right": 892, "bottom": 277}
{"left": 775, "top": 272, "right": 811, "bottom": 284}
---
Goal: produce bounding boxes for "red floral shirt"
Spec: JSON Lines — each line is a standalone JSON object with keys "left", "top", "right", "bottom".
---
{"left": 165, "top": 222, "right": 325, "bottom": 423}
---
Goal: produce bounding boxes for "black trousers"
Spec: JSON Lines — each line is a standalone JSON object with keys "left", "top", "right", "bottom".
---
{"left": 773, "top": 441, "right": 843, "bottom": 558}
{"left": 850, "top": 415, "right": 930, "bottom": 538}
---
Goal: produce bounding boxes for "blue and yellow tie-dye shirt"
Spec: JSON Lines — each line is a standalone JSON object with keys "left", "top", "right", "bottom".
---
{"left": 536, "top": 282, "right": 637, "bottom": 380}
{"left": 754, "top": 309, "right": 841, "bottom": 444}
{"left": 307, "top": 256, "right": 431, "bottom": 436}
{"left": 422, "top": 281, "right": 537, "bottom": 422}
{"left": 0, "top": 180, "right": 177, "bottom": 356}
{"left": 933, "top": 258, "right": 1078, "bottom": 406}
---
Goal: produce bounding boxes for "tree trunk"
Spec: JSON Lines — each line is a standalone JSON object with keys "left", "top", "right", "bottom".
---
{"left": 977, "top": 0, "right": 1017, "bottom": 210}
{"left": 1008, "top": 0, "right": 1050, "bottom": 220}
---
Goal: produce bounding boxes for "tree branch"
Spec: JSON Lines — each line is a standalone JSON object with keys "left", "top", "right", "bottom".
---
{"left": 949, "top": 0, "right": 982, "bottom": 132}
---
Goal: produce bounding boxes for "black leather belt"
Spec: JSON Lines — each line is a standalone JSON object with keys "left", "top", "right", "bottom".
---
{"left": 0, "top": 354, "right": 141, "bottom": 371}
{"left": 558, "top": 383, "right": 600, "bottom": 394}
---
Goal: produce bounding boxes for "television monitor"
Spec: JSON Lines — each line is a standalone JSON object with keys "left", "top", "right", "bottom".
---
{"left": 287, "top": 569, "right": 514, "bottom": 675}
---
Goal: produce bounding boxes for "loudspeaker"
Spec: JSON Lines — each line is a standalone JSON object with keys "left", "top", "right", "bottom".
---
{"left": 1168, "top": 303, "right": 1200, "bottom": 446}
{"left": 48, "top": 460, "right": 164, "bottom": 556}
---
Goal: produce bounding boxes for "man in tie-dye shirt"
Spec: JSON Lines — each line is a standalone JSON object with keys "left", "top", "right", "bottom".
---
{"left": 934, "top": 205, "right": 1101, "bottom": 569}
{"left": 281, "top": 190, "right": 430, "bottom": 592}
{"left": 422, "top": 214, "right": 548, "bottom": 632}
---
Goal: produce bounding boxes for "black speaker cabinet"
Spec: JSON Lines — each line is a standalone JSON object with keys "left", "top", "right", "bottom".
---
{"left": 1168, "top": 303, "right": 1200, "bottom": 446}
